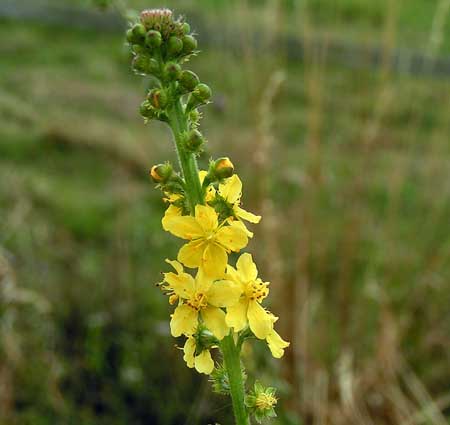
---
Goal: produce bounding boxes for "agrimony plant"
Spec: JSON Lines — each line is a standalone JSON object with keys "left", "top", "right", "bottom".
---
{"left": 126, "top": 9, "right": 289, "bottom": 424}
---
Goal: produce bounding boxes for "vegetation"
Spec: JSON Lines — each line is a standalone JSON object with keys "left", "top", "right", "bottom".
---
{"left": 0, "top": 1, "right": 449, "bottom": 424}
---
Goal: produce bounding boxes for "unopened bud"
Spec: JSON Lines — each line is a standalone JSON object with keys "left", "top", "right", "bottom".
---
{"left": 140, "top": 101, "right": 155, "bottom": 119}
{"left": 182, "top": 35, "right": 197, "bottom": 54}
{"left": 131, "top": 44, "right": 145, "bottom": 54}
{"left": 164, "top": 61, "right": 182, "bottom": 81}
{"left": 167, "top": 36, "right": 183, "bottom": 56}
{"left": 148, "top": 88, "right": 168, "bottom": 109}
{"left": 186, "top": 129, "right": 204, "bottom": 151}
{"left": 196, "top": 328, "right": 218, "bottom": 349}
{"left": 126, "top": 29, "right": 137, "bottom": 44}
{"left": 140, "top": 8, "right": 173, "bottom": 30}
{"left": 150, "top": 163, "right": 173, "bottom": 183}
{"left": 145, "top": 30, "right": 162, "bottom": 48}
{"left": 179, "top": 70, "right": 200, "bottom": 91}
{"left": 213, "top": 157, "right": 234, "bottom": 179}
{"left": 132, "top": 23, "right": 147, "bottom": 40}
{"left": 181, "top": 22, "right": 191, "bottom": 35}
{"left": 245, "top": 382, "right": 278, "bottom": 423}
{"left": 193, "top": 83, "right": 212, "bottom": 103}
{"left": 132, "top": 55, "right": 159, "bottom": 75}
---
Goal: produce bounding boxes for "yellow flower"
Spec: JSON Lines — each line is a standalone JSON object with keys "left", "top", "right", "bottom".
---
{"left": 183, "top": 336, "right": 215, "bottom": 375}
{"left": 163, "top": 261, "right": 242, "bottom": 339}
{"left": 163, "top": 205, "right": 250, "bottom": 276}
{"left": 225, "top": 253, "right": 273, "bottom": 339}
{"left": 218, "top": 174, "right": 261, "bottom": 224}
{"left": 161, "top": 171, "right": 214, "bottom": 230}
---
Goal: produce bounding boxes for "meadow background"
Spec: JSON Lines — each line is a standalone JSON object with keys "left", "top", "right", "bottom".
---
{"left": 1, "top": 0, "right": 449, "bottom": 424}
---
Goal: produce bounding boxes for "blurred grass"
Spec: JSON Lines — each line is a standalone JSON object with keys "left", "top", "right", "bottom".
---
{"left": 1, "top": 1, "right": 450, "bottom": 424}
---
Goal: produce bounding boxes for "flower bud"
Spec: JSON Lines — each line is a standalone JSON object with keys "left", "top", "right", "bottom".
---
{"left": 132, "top": 55, "right": 159, "bottom": 75}
{"left": 139, "top": 101, "right": 155, "bottom": 119}
{"left": 179, "top": 70, "right": 200, "bottom": 92}
{"left": 245, "top": 382, "right": 277, "bottom": 423}
{"left": 213, "top": 157, "right": 234, "bottom": 179}
{"left": 181, "top": 22, "right": 191, "bottom": 35}
{"left": 148, "top": 88, "right": 168, "bottom": 109}
{"left": 182, "top": 35, "right": 197, "bottom": 54}
{"left": 193, "top": 83, "right": 212, "bottom": 102}
{"left": 167, "top": 36, "right": 183, "bottom": 56}
{"left": 145, "top": 30, "right": 162, "bottom": 48}
{"left": 126, "top": 29, "right": 137, "bottom": 44}
{"left": 131, "top": 44, "right": 145, "bottom": 54}
{"left": 132, "top": 23, "right": 147, "bottom": 40}
{"left": 164, "top": 61, "right": 182, "bottom": 81}
{"left": 140, "top": 8, "right": 173, "bottom": 30}
{"left": 150, "top": 163, "right": 173, "bottom": 183}
{"left": 185, "top": 129, "right": 204, "bottom": 151}
{"left": 196, "top": 327, "right": 218, "bottom": 350}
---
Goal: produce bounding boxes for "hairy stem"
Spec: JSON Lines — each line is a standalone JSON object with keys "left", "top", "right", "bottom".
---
{"left": 167, "top": 97, "right": 204, "bottom": 212}
{"left": 221, "top": 334, "right": 249, "bottom": 425}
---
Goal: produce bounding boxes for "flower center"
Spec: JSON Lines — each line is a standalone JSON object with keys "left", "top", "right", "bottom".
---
{"left": 255, "top": 393, "right": 277, "bottom": 410}
{"left": 245, "top": 279, "right": 269, "bottom": 302}
{"left": 186, "top": 292, "right": 208, "bottom": 311}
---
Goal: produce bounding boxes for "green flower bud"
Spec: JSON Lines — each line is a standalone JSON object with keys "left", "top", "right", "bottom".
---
{"left": 193, "top": 83, "right": 212, "bottom": 103}
{"left": 145, "top": 30, "right": 162, "bottom": 48}
{"left": 181, "top": 22, "right": 191, "bottom": 35}
{"left": 148, "top": 88, "right": 168, "bottom": 109}
{"left": 150, "top": 163, "right": 173, "bottom": 183}
{"left": 213, "top": 157, "right": 234, "bottom": 179}
{"left": 179, "top": 70, "right": 200, "bottom": 92}
{"left": 185, "top": 129, "right": 204, "bottom": 151}
{"left": 126, "top": 29, "right": 137, "bottom": 44}
{"left": 132, "top": 55, "right": 159, "bottom": 75}
{"left": 139, "top": 101, "right": 155, "bottom": 119}
{"left": 182, "top": 35, "right": 197, "bottom": 54}
{"left": 131, "top": 44, "right": 145, "bottom": 54}
{"left": 132, "top": 23, "right": 146, "bottom": 40}
{"left": 195, "top": 327, "right": 218, "bottom": 350}
{"left": 245, "top": 382, "right": 278, "bottom": 424}
{"left": 167, "top": 36, "right": 183, "bottom": 57}
{"left": 164, "top": 61, "right": 182, "bottom": 81}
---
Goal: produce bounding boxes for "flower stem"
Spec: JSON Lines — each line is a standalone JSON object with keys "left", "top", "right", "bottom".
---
{"left": 221, "top": 334, "right": 250, "bottom": 425}
{"left": 167, "top": 97, "right": 204, "bottom": 213}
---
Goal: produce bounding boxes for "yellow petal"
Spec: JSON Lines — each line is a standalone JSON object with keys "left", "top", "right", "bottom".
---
{"left": 226, "top": 298, "right": 248, "bottom": 332}
{"left": 183, "top": 337, "right": 196, "bottom": 368}
{"left": 170, "top": 304, "right": 198, "bottom": 337}
{"left": 225, "top": 264, "right": 242, "bottom": 285}
{"left": 195, "top": 205, "right": 218, "bottom": 233}
{"left": 235, "top": 206, "right": 261, "bottom": 224}
{"left": 162, "top": 204, "right": 182, "bottom": 230}
{"left": 194, "top": 268, "right": 213, "bottom": 294}
{"left": 247, "top": 300, "right": 273, "bottom": 339}
{"left": 198, "top": 170, "right": 208, "bottom": 184}
{"left": 202, "top": 242, "right": 228, "bottom": 276}
{"left": 163, "top": 214, "right": 204, "bottom": 240}
{"left": 236, "top": 253, "right": 258, "bottom": 282}
{"left": 215, "top": 222, "right": 249, "bottom": 252}
{"left": 219, "top": 174, "right": 242, "bottom": 204}
{"left": 165, "top": 258, "right": 184, "bottom": 274}
{"left": 163, "top": 271, "right": 195, "bottom": 299}
{"left": 207, "top": 280, "right": 242, "bottom": 307}
{"left": 178, "top": 239, "right": 206, "bottom": 268}
{"left": 201, "top": 306, "right": 229, "bottom": 340}
{"left": 266, "top": 329, "right": 290, "bottom": 359}
{"left": 194, "top": 350, "right": 214, "bottom": 374}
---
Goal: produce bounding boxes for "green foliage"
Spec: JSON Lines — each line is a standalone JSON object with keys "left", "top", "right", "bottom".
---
{"left": 0, "top": 1, "right": 450, "bottom": 424}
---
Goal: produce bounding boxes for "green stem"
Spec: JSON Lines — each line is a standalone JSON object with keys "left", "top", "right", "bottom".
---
{"left": 167, "top": 97, "right": 204, "bottom": 212}
{"left": 221, "top": 334, "right": 250, "bottom": 425}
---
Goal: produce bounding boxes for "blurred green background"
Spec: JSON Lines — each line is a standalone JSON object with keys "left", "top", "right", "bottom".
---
{"left": 1, "top": 0, "right": 449, "bottom": 424}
